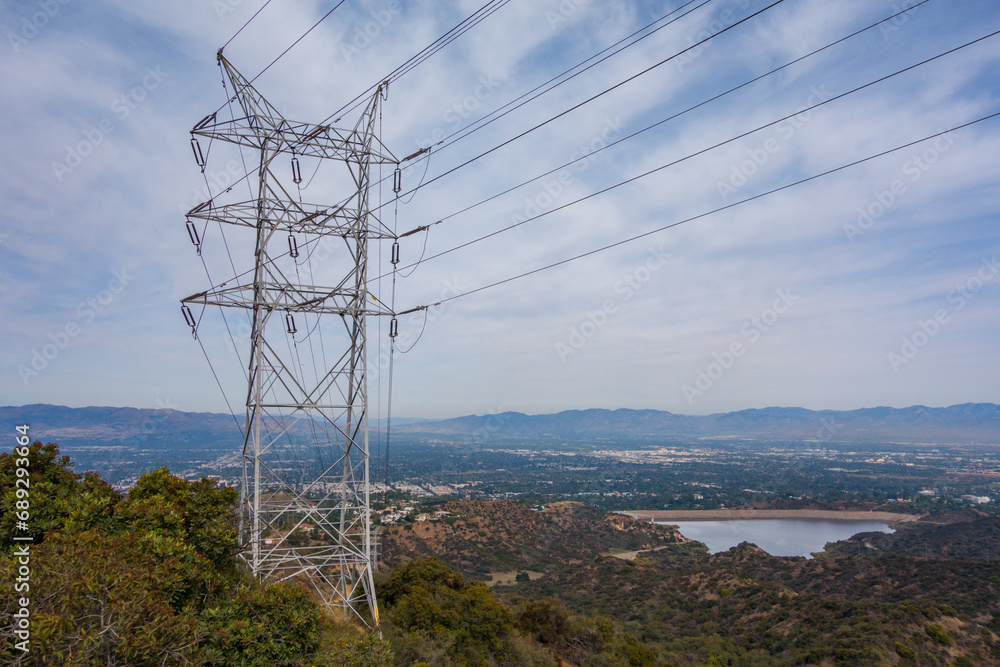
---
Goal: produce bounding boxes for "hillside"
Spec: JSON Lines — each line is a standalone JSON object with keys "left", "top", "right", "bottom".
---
{"left": 382, "top": 497, "right": 1000, "bottom": 665}
{"left": 9, "top": 440, "right": 1000, "bottom": 666}
{"left": 514, "top": 543, "right": 1000, "bottom": 665}
{"left": 829, "top": 513, "right": 1000, "bottom": 561}
{"left": 379, "top": 500, "right": 691, "bottom": 577}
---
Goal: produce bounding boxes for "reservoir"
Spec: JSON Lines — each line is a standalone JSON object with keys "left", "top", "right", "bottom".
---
{"left": 659, "top": 519, "right": 894, "bottom": 558}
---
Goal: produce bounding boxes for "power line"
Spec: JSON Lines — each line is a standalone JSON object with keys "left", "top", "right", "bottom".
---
{"left": 201, "top": 0, "right": 515, "bottom": 200}
{"left": 376, "top": 0, "right": 790, "bottom": 211}
{"left": 221, "top": 0, "right": 276, "bottom": 51}
{"left": 213, "top": 0, "right": 348, "bottom": 115}
{"left": 356, "top": 0, "right": 712, "bottom": 200}
{"left": 401, "top": 0, "right": 935, "bottom": 235}
{"left": 249, "top": 0, "right": 347, "bottom": 86}
{"left": 426, "top": 0, "right": 711, "bottom": 152}
{"left": 383, "top": 26, "right": 998, "bottom": 279}
{"left": 193, "top": 0, "right": 955, "bottom": 303}
{"left": 424, "top": 113, "right": 999, "bottom": 309}
{"left": 320, "top": 0, "right": 515, "bottom": 125}
{"left": 197, "top": 0, "right": 935, "bottom": 293}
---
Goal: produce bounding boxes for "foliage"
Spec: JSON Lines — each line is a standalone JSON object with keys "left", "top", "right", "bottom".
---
{"left": 515, "top": 597, "right": 663, "bottom": 666}
{"left": 120, "top": 466, "right": 240, "bottom": 576}
{"left": 198, "top": 583, "right": 322, "bottom": 665}
{"left": 925, "top": 624, "right": 952, "bottom": 647}
{"left": 0, "top": 443, "right": 389, "bottom": 666}
{"left": 380, "top": 500, "right": 682, "bottom": 577}
{"left": 0, "top": 442, "right": 120, "bottom": 543}
{"left": 0, "top": 529, "right": 201, "bottom": 665}
{"left": 377, "top": 558, "right": 526, "bottom": 665}
{"left": 311, "top": 631, "right": 395, "bottom": 667}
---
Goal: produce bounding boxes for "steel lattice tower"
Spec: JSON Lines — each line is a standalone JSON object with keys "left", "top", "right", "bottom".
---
{"left": 181, "top": 52, "right": 396, "bottom": 625}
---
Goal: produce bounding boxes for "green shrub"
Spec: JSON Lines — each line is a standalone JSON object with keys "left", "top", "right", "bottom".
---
{"left": 925, "top": 624, "right": 952, "bottom": 647}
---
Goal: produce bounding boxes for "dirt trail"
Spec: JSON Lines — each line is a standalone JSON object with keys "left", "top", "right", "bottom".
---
{"left": 610, "top": 545, "right": 673, "bottom": 561}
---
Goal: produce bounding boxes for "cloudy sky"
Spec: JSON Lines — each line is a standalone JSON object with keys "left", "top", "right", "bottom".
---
{"left": 2, "top": 0, "right": 999, "bottom": 420}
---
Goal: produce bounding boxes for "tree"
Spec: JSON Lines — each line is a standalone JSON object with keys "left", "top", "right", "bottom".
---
{"left": 0, "top": 446, "right": 390, "bottom": 666}
{"left": 0, "top": 442, "right": 120, "bottom": 544}
{"left": 198, "top": 582, "right": 323, "bottom": 666}
{"left": 118, "top": 467, "right": 239, "bottom": 576}
{"left": 0, "top": 529, "right": 201, "bottom": 665}
{"left": 377, "top": 558, "right": 528, "bottom": 665}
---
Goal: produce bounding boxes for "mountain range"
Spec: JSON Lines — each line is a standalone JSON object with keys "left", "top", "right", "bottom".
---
{"left": 2, "top": 402, "right": 999, "bottom": 446}
{"left": 400, "top": 404, "right": 1000, "bottom": 443}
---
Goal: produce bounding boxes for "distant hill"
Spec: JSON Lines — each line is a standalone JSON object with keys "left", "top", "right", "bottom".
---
{"left": 0, "top": 404, "right": 430, "bottom": 445}
{"left": 399, "top": 404, "right": 1000, "bottom": 443}
{"left": 0, "top": 403, "right": 239, "bottom": 441}
{"left": 2, "top": 402, "right": 998, "bottom": 447}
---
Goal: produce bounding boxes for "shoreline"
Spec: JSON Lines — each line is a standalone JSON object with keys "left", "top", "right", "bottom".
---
{"left": 621, "top": 509, "right": 921, "bottom": 524}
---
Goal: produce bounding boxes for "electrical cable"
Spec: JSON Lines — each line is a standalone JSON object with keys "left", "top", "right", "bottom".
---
{"left": 196, "top": 334, "right": 245, "bottom": 434}
{"left": 221, "top": 0, "right": 275, "bottom": 51}
{"left": 426, "top": 0, "right": 711, "bottom": 155}
{"left": 315, "top": 0, "right": 710, "bottom": 215}
{"left": 398, "top": 149, "right": 431, "bottom": 205}
{"left": 320, "top": 0, "right": 515, "bottom": 125}
{"left": 189, "top": 0, "right": 933, "bottom": 298}
{"left": 373, "top": 0, "right": 790, "bottom": 213}
{"left": 381, "top": 26, "right": 999, "bottom": 279}
{"left": 195, "top": 0, "right": 515, "bottom": 226}
{"left": 256, "top": 0, "right": 345, "bottom": 86}
{"left": 395, "top": 309, "right": 429, "bottom": 354}
{"left": 422, "top": 114, "right": 1000, "bottom": 309}
{"left": 397, "top": 228, "right": 430, "bottom": 278}
{"left": 202, "top": 0, "right": 703, "bottom": 226}
{"left": 400, "top": 0, "right": 936, "bottom": 236}
{"left": 213, "top": 0, "right": 348, "bottom": 116}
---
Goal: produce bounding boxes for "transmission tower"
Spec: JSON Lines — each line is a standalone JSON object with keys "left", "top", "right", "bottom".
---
{"left": 181, "top": 52, "right": 397, "bottom": 625}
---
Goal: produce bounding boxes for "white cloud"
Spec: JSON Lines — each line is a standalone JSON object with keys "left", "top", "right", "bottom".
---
{"left": 2, "top": 0, "right": 998, "bottom": 419}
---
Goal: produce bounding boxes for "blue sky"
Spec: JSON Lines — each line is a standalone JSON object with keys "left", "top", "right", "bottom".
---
{"left": 1, "top": 0, "right": 999, "bottom": 419}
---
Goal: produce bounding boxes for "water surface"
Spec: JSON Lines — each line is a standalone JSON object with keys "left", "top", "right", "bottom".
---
{"left": 660, "top": 519, "right": 894, "bottom": 558}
